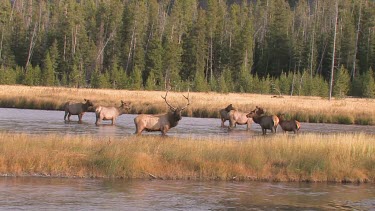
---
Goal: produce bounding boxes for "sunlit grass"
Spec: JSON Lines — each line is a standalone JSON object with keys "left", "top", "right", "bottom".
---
{"left": 0, "top": 132, "right": 374, "bottom": 183}
{"left": 1, "top": 85, "right": 375, "bottom": 125}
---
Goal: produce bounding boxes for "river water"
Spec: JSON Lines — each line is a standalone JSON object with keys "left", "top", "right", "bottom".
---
{"left": 0, "top": 108, "right": 375, "bottom": 210}
{"left": 1, "top": 177, "right": 374, "bottom": 210}
{"left": 1, "top": 108, "right": 375, "bottom": 139}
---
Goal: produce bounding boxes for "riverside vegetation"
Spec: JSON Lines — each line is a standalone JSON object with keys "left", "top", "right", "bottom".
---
{"left": 1, "top": 85, "right": 375, "bottom": 125}
{"left": 0, "top": 132, "right": 374, "bottom": 183}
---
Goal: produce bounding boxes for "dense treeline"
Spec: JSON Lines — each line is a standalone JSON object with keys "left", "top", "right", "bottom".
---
{"left": 0, "top": 0, "right": 374, "bottom": 97}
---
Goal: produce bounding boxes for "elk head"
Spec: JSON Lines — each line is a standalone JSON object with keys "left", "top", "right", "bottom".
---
{"left": 83, "top": 99, "right": 94, "bottom": 111}
{"left": 120, "top": 100, "right": 131, "bottom": 112}
{"left": 246, "top": 106, "right": 264, "bottom": 118}
{"left": 225, "top": 104, "right": 235, "bottom": 112}
{"left": 161, "top": 89, "right": 190, "bottom": 121}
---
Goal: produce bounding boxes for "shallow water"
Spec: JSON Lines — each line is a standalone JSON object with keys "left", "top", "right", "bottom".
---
{"left": 0, "top": 177, "right": 374, "bottom": 210}
{"left": 1, "top": 108, "right": 375, "bottom": 139}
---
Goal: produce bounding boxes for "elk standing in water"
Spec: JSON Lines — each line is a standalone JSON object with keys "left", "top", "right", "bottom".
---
{"left": 246, "top": 106, "right": 279, "bottom": 135}
{"left": 64, "top": 99, "right": 94, "bottom": 123}
{"left": 134, "top": 90, "right": 190, "bottom": 135}
{"left": 277, "top": 114, "right": 300, "bottom": 134}
{"left": 95, "top": 101, "right": 131, "bottom": 125}
{"left": 228, "top": 109, "right": 253, "bottom": 130}
{"left": 219, "top": 104, "right": 236, "bottom": 127}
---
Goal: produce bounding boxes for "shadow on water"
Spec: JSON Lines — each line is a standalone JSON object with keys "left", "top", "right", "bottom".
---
{"left": 0, "top": 177, "right": 374, "bottom": 210}
{"left": 1, "top": 108, "right": 375, "bottom": 139}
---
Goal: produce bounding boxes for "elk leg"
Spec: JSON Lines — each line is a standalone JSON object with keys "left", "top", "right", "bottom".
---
{"left": 68, "top": 113, "right": 72, "bottom": 121}
{"left": 78, "top": 114, "right": 83, "bottom": 123}
{"left": 64, "top": 112, "right": 68, "bottom": 121}
{"left": 161, "top": 126, "right": 169, "bottom": 136}
{"left": 112, "top": 118, "right": 116, "bottom": 125}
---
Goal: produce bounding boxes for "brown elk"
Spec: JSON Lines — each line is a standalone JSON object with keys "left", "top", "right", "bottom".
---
{"left": 219, "top": 104, "right": 236, "bottom": 127}
{"left": 246, "top": 106, "right": 279, "bottom": 135}
{"left": 134, "top": 90, "right": 190, "bottom": 135}
{"left": 64, "top": 99, "right": 94, "bottom": 123}
{"left": 95, "top": 101, "right": 131, "bottom": 125}
{"left": 228, "top": 109, "right": 253, "bottom": 130}
{"left": 277, "top": 114, "right": 301, "bottom": 134}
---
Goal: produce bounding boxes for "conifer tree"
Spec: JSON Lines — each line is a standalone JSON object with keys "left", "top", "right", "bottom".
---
{"left": 362, "top": 68, "right": 375, "bottom": 98}
{"left": 333, "top": 66, "right": 350, "bottom": 97}
{"left": 42, "top": 52, "right": 55, "bottom": 86}
{"left": 131, "top": 65, "right": 143, "bottom": 90}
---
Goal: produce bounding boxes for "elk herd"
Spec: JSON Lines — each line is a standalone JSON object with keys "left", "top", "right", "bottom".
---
{"left": 63, "top": 90, "right": 300, "bottom": 136}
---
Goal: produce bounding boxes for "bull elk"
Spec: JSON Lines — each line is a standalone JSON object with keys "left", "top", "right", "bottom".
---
{"left": 219, "top": 104, "right": 236, "bottom": 127}
{"left": 246, "top": 106, "right": 279, "bottom": 135}
{"left": 134, "top": 90, "right": 190, "bottom": 135}
{"left": 228, "top": 109, "right": 253, "bottom": 130}
{"left": 95, "top": 101, "right": 131, "bottom": 125}
{"left": 277, "top": 114, "right": 300, "bottom": 134}
{"left": 64, "top": 99, "right": 94, "bottom": 123}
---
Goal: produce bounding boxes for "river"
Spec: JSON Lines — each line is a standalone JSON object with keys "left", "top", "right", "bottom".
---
{"left": 0, "top": 177, "right": 374, "bottom": 210}
{"left": 1, "top": 108, "right": 375, "bottom": 139}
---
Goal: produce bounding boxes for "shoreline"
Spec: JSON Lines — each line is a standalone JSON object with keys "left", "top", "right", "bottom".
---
{"left": 0, "top": 132, "right": 373, "bottom": 183}
{"left": 1, "top": 85, "right": 375, "bottom": 125}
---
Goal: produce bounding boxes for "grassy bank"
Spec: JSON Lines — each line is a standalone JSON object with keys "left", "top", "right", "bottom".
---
{"left": 1, "top": 85, "right": 375, "bottom": 125}
{"left": 0, "top": 132, "right": 374, "bottom": 183}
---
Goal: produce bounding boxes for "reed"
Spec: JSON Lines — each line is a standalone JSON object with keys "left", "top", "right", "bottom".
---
{"left": 0, "top": 132, "right": 374, "bottom": 183}
{"left": 1, "top": 85, "right": 375, "bottom": 125}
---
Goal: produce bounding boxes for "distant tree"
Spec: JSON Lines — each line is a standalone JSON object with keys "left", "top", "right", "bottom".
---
{"left": 333, "top": 66, "right": 350, "bottom": 97}
{"left": 0, "top": 67, "right": 16, "bottom": 84}
{"left": 362, "top": 68, "right": 375, "bottom": 98}
{"left": 42, "top": 52, "right": 55, "bottom": 86}
{"left": 130, "top": 65, "right": 143, "bottom": 90}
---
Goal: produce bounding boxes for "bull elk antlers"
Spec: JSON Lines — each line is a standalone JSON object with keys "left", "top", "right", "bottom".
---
{"left": 161, "top": 89, "right": 190, "bottom": 111}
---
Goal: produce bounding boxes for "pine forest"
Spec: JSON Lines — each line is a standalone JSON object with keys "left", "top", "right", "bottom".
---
{"left": 0, "top": 0, "right": 375, "bottom": 98}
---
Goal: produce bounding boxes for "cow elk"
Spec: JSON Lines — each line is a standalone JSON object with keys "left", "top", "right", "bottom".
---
{"left": 95, "top": 101, "right": 131, "bottom": 125}
{"left": 228, "top": 109, "right": 253, "bottom": 130}
{"left": 219, "top": 104, "right": 236, "bottom": 127}
{"left": 134, "top": 90, "right": 190, "bottom": 135}
{"left": 246, "top": 106, "right": 279, "bottom": 135}
{"left": 64, "top": 99, "right": 94, "bottom": 123}
{"left": 277, "top": 114, "right": 301, "bottom": 134}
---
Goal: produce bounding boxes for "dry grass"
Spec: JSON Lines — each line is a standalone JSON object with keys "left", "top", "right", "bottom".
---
{"left": 1, "top": 85, "right": 375, "bottom": 124}
{"left": 0, "top": 132, "right": 374, "bottom": 183}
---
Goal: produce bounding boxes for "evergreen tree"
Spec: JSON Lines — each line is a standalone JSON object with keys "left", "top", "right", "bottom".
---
{"left": 333, "top": 66, "right": 350, "bottom": 97}
{"left": 264, "top": 0, "right": 292, "bottom": 76}
{"left": 194, "top": 68, "right": 209, "bottom": 92}
{"left": 145, "top": 38, "right": 163, "bottom": 90}
{"left": 69, "top": 64, "right": 83, "bottom": 88}
{"left": 131, "top": 65, "right": 143, "bottom": 90}
{"left": 42, "top": 52, "right": 55, "bottom": 86}
{"left": 91, "top": 68, "right": 101, "bottom": 88}
{"left": 362, "top": 68, "right": 375, "bottom": 98}
{"left": 0, "top": 67, "right": 16, "bottom": 84}
{"left": 218, "top": 73, "right": 229, "bottom": 93}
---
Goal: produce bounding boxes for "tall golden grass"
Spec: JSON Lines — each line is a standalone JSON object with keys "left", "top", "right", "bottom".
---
{"left": 1, "top": 85, "right": 375, "bottom": 124}
{"left": 0, "top": 132, "right": 374, "bottom": 183}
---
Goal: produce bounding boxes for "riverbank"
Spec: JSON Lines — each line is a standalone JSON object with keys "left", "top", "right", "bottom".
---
{"left": 0, "top": 132, "right": 374, "bottom": 183}
{"left": 1, "top": 85, "right": 375, "bottom": 125}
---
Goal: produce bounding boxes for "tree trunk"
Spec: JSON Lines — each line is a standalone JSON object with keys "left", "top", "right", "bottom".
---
{"left": 352, "top": 0, "right": 362, "bottom": 79}
{"left": 25, "top": 23, "right": 37, "bottom": 70}
{"left": 329, "top": 0, "right": 338, "bottom": 101}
